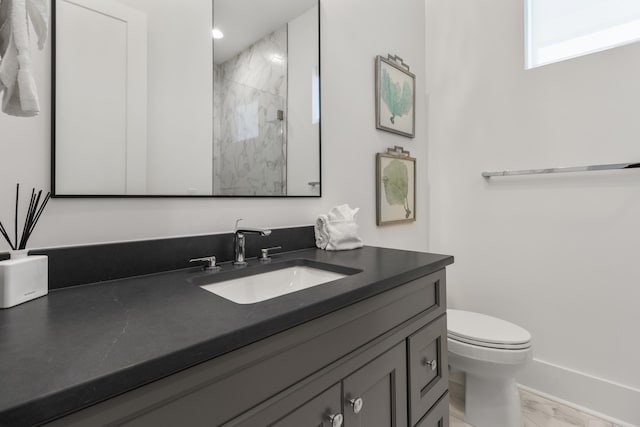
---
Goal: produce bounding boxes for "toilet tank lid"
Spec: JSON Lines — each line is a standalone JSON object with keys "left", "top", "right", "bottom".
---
{"left": 447, "top": 309, "right": 531, "bottom": 345}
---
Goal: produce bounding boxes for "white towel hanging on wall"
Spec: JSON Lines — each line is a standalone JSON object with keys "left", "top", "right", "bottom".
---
{"left": 0, "top": 0, "right": 49, "bottom": 117}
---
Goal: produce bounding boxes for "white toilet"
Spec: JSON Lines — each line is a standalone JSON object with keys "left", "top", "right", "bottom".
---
{"left": 447, "top": 309, "right": 533, "bottom": 427}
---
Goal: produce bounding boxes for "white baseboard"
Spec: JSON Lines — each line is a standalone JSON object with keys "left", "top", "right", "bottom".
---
{"left": 517, "top": 358, "right": 640, "bottom": 427}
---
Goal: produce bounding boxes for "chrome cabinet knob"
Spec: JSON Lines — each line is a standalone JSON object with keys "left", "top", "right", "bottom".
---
{"left": 349, "top": 397, "right": 364, "bottom": 414}
{"left": 423, "top": 358, "right": 438, "bottom": 371}
{"left": 327, "top": 413, "right": 343, "bottom": 427}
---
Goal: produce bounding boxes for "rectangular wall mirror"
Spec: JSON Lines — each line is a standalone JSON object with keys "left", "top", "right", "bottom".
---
{"left": 52, "top": 0, "right": 320, "bottom": 197}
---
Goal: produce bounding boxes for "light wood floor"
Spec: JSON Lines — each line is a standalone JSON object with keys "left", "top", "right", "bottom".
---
{"left": 449, "top": 383, "right": 624, "bottom": 427}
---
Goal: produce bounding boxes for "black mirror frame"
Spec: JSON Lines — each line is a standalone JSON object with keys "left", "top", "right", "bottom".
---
{"left": 51, "top": 0, "right": 322, "bottom": 199}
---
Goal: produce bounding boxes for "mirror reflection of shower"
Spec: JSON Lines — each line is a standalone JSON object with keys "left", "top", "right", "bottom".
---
{"left": 213, "top": 0, "right": 320, "bottom": 196}
{"left": 213, "top": 23, "right": 288, "bottom": 196}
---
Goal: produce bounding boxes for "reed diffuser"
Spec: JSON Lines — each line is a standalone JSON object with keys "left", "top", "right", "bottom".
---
{"left": 0, "top": 184, "right": 50, "bottom": 308}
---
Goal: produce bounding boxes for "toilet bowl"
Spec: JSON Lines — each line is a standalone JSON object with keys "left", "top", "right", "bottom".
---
{"left": 447, "top": 309, "right": 533, "bottom": 427}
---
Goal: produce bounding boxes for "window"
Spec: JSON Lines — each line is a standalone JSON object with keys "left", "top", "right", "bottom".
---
{"left": 234, "top": 101, "right": 259, "bottom": 142}
{"left": 526, "top": 0, "right": 640, "bottom": 68}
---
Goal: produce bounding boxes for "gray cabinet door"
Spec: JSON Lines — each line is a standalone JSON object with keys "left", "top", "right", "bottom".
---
{"left": 408, "top": 315, "right": 448, "bottom": 425}
{"left": 342, "top": 342, "right": 408, "bottom": 427}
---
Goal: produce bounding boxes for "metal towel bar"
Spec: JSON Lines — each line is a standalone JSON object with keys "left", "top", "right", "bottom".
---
{"left": 482, "top": 162, "right": 640, "bottom": 178}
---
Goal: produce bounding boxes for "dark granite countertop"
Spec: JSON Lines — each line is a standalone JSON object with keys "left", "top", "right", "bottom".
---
{"left": 0, "top": 246, "right": 453, "bottom": 426}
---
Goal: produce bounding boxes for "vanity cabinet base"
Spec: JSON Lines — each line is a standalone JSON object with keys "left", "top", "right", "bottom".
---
{"left": 46, "top": 269, "right": 448, "bottom": 427}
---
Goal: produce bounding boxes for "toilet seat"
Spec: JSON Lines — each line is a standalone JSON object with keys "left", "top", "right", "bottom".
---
{"left": 447, "top": 309, "right": 531, "bottom": 350}
{"left": 449, "top": 334, "right": 531, "bottom": 350}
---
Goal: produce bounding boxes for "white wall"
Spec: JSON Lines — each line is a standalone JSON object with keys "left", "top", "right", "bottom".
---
{"left": 287, "top": 5, "right": 320, "bottom": 196}
{"left": 126, "top": 0, "right": 213, "bottom": 196}
{"left": 0, "top": 0, "right": 428, "bottom": 254}
{"left": 56, "top": 0, "right": 146, "bottom": 195}
{"left": 426, "top": 0, "right": 640, "bottom": 424}
{"left": 54, "top": 0, "right": 213, "bottom": 196}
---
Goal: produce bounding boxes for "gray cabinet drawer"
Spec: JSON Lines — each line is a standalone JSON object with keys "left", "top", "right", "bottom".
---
{"left": 415, "top": 392, "right": 449, "bottom": 427}
{"left": 408, "top": 315, "right": 448, "bottom": 426}
{"left": 271, "top": 383, "right": 342, "bottom": 427}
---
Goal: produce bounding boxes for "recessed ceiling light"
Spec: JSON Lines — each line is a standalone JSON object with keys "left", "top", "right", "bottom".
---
{"left": 212, "top": 28, "right": 224, "bottom": 39}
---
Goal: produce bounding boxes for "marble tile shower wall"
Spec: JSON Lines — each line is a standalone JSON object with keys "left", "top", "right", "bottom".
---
{"left": 213, "top": 27, "right": 288, "bottom": 195}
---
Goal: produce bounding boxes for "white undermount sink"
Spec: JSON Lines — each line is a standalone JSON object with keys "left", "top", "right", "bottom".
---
{"left": 199, "top": 265, "right": 348, "bottom": 304}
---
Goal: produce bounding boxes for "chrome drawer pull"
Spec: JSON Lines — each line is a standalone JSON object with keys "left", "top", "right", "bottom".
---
{"left": 349, "top": 397, "right": 364, "bottom": 414}
{"left": 328, "top": 413, "right": 343, "bottom": 427}
{"left": 423, "top": 358, "right": 438, "bottom": 371}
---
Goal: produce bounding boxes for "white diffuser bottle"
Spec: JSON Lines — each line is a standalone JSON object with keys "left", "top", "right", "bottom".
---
{"left": 0, "top": 249, "right": 48, "bottom": 308}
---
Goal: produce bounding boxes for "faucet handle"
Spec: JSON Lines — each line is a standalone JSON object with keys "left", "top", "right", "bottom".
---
{"left": 189, "top": 256, "right": 221, "bottom": 271}
{"left": 235, "top": 218, "right": 243, "bottom": 230}
{"left": 259, "top": 246, "right": 282, "bottom": 263}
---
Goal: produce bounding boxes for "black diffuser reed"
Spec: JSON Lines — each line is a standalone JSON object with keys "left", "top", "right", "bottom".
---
{"left": 0, "top": 184, "right": 51, "bottom": 251}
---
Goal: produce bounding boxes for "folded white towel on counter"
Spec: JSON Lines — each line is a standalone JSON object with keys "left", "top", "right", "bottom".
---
{"left": 0, "top": 0, "right": 49, "bottom": 117}
{"left": 326, "top": 204, "right": 355, "bottom": 221}
{"left": 315, "top": 204, "right": 363, "bottom": 251}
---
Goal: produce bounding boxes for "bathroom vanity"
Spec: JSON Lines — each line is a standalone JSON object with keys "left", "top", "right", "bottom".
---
{"left": 0, "top": 246, "right": 453, "bottom": 426}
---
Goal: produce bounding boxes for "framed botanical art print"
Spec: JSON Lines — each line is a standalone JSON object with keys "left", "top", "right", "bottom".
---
{"left": 376, "top": 146, "right": 416, "bottom": 225}
{"left": 375, "top": 55, "right": 415, "bottom": 138}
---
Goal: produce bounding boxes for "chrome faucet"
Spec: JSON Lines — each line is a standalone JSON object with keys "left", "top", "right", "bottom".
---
{"left": 234, "top": 219, "right": 272, "bottom": 266}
